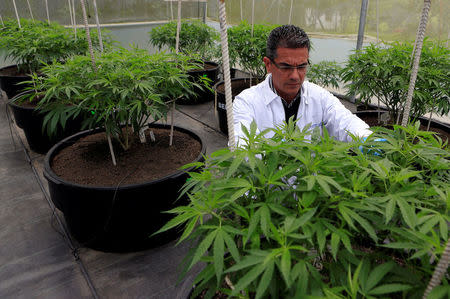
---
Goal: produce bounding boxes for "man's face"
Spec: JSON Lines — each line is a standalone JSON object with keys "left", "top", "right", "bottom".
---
{"left": 263, "top": 47, "right": 309, "bottom": 101}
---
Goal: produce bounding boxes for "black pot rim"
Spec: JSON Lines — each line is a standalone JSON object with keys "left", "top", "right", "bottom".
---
{"left": 213, "top": 77, "right": 262, "bottom": 94}
{"left": 0, "top": 64, "right": 31, "bottom": 78}
{"left": 8, "top": 90, "right": 37, "bottom": 111}
{"left": 187, "top": 60, "right": 220, "bottom": 74}
{"left": 43, "top": 124, "right": 206, "bottom": 191}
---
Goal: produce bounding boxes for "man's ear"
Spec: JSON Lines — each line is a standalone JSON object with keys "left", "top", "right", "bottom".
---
{"left": 263, "top": 57, "right": 271, "bottom": 73}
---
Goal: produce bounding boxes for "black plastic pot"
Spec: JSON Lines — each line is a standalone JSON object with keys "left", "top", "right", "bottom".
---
{"left": 214, "top": 77, "right": 261, "bottom": 134}
{"left": 43, "top": 124, "right": 206, "bottom": 252}
{"left": 8, "top": 91, "right": 85, "bottom": 154}
{"left": 177, "top": 61, "right": 220, "bottom": 105}
{"left": 0, "top": 65, "right": 31, "bottom": 99}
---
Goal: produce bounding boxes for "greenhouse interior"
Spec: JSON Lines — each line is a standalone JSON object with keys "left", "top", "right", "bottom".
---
{"left": 0, "top": 0, "right": 449, "bottom": 298}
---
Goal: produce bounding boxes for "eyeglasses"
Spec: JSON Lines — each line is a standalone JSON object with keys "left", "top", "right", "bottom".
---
{"left": 270, "top": 58, "right": 310, "bottom": 73}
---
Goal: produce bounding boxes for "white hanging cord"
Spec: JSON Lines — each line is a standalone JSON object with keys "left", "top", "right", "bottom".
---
{"left": 81, "top": 0, "right": 117, "bottom": 166}
{"left": 288, "top": 0, "right": 293, "bottom": 25}
{"left": 251, "top": 0, "right": 255, "bottom": 35}
{"left": 240, "top": 0, "right": 243, "bottom": 21}
{"left": 80, "top": 0, "right": 96, "bottom": 71}
{"left": 68, "top": 0, "right": 75, "bottom": 36}
{"left": 45, "top": 0, "right": 50, "bottom": 24}
{"left": 72, "top": 0, "right": 77, "bottom": 39}
{"left": 423, "top": 238, "right": 450, "bottom": 299}
{"left": 170, "top": 0, "right": 174, "bottom": 20}
{"left": 26, "top": 0, "right": 34, "bottom": 21}
{"left": 0, "top": 14, "right": 4, "bottom": 27}
{"left": 92, "top": 0, "right": 104, "bottom": 52}
{"left": 376, "top": 0, "right": 379, "bottom": 43}
{"left": 169, "top": 0, "right": 182, "bottom": 147}
{"left": 401, "top": 0, "right": 431, "bottom": 127}
{"left": 12, "top": 0, "right": 21, "bottom": 29}
{"left": 218, "top": 0, "right": 236, "bottom": 151}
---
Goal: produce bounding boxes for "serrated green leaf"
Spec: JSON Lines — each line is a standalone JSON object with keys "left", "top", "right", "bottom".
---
{"left": 231, "top": 263, "right": 265, "bottom": 296}
{"left": 280, "top": 248, "right": 291, "bottom": 287}
{"left": 255, "top": 260, "right": 274, "bottom": 299}
{"left": 368, "top": 283, "right": 412, "bottom": 295}
{"left": 366, "top": 262, "right": 394, "bottom": 291}
{"left": 213, "top": 230, "right": 224, "bottom": 284}
{"left": 331, "top": 232, "right": 340, "bottom": 261}
{"left": 397, "top": 198, "right": 417, "bottom": 229}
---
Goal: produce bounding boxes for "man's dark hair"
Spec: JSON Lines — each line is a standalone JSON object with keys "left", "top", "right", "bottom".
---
{"left": 266, "top": 25, "right": 310, "bottom": 60}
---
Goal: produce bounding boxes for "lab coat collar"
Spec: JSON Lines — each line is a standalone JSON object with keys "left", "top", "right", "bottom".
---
{"left": 262, "top": 74, "right": 309, "bottom": 106}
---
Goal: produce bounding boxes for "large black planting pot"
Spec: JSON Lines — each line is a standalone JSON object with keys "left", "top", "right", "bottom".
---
{"left": 0, "top": 65, "right": 32, "bottom": 99}
{"left": 214, "top": 77, "right": 261, "bottom": 134}
{"left": 43, "top": 124, "right": 206, "bottom": 252}
{"left": 8, "top": 92, "right": 85, "bottom": 154}
{"left": 177, "top": 61, "right": 220, "bottom": 105}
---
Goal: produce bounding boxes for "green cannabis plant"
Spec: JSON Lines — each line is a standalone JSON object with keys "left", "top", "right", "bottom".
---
{"left": 30, "top": 47, "right": 209, "bottom": 151}
{"left": 227, "top": 21, "right": 278, "bottom": 78}
{"left": 341, "top": 40, "right": 450, "bottom": 124}
{"left": 158, "top": 120, "right": 449, "bottom": 298}
{"left": 149, "top": 19, "right": 219, "bottom": 60}
{"left": 0, "top": 18, "right": 111, "bottom": 74}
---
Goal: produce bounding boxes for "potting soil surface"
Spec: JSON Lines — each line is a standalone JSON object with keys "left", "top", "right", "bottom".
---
{"left": 51, "top": 128, "right": 202, "bottom": 186}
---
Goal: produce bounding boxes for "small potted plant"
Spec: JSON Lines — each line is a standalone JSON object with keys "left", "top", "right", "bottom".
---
{"left": 149, "top": 19, "right": 220, "bottom": 104}
{"left": 341, "top": 40, "right": 450, "bottom": 138}
{"left": 158, "top": 121, "right": 449, "bottom": 298}
{"left": 32, "top": 47, "right": 211, "bottom": 252}
{"left": 215, "top": 21, "right": 278, "bottom": 134}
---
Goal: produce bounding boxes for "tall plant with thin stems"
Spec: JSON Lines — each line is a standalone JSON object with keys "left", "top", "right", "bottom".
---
{"left": 29, "top": 47, "right": 209, "bottom": 158}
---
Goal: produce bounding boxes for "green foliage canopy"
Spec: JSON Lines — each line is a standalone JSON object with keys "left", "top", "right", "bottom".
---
{"left": 0, "top": 18, "right": 112, "bottom": 74}
{"left": 149, "top": 19, "right": 219, "bottom": 60}
{"left": 157, "top": 120, "right": 449, "bottom": 298}
{"left": 341, "top": 40, "right": 450, "bottom": 123}
{"left": 29, "top": 47, "right": 208, "bottom": 151}
{"left": 227, "top": 21, "right": 278, "bottom": 78}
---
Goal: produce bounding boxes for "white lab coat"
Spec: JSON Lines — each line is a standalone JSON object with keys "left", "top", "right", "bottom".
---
{"left": 232, "top": 74, "right": 372, "bottom": 146}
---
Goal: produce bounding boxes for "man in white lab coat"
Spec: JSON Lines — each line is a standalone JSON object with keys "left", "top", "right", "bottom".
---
{"left": 233, "top": 25, "right": 372, "bottom": 146}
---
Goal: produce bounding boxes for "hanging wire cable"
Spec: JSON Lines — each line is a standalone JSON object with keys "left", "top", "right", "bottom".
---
{"left": 92, "top": 0, "right": 103, "bottom": 52}
{"left": 44, "top": 0, "right": 50, "bottom": 24}
{"left": 26, "top": 0, "right": 34, "bottom": 21}
{"left": 218, "top": 0, "right": 236, "bottom": 151}
{"left": 12, "top": 0, "right": 21, "bottom": 28}
{"left": 401, "top": 0, "right": 431, "bottom": 127}
{"left": 423, "top": 239, "right": 450, "bottom": 298}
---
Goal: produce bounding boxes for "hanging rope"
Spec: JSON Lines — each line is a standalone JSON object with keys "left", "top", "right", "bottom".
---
{"left": 401, "top": 0, "right": 431, "bottom": 126}
{"left": 26, "top": 0, "right": 34, "bottom": 21}
{"left": 218, "top": 0, "right": 236, "bottom": 151}
{"left": 80, "top": 0, "right": 96, "bottom": 71}
{"left": 12, "top": 0, "right": 21, "bottom": 28}
{"left": 45, "top": 0, "right": 50, "bottom": 24}
{"left": 240, "top": 0, "right": 243, "bottom": 21}
{"left": 92, "top": 0, "right": 103, "bottom": 52}
{"left": 423, "top": 239, "right": 450, "bottom": 298}
{"left": 72, "top": 0, "right": 77, "bottom": 39}
{"left": 0, "top": 14, "right": 4, "bottom": 27}
{"left": 169, "top": 0, "right": 182, "bottom": 147}
{"left": 288, "top": 0, "right": 293, "bottom": 24}
{"left": 68, "top": 0, "right": 76, "bottom": 37}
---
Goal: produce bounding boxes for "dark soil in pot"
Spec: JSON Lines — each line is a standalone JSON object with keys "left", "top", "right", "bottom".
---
{"left": 215, "top": 77, "right": 262, "bottom": 135}
{"left": 44, "top": 124, "right": 205, "bottom": 252}
{"left": 0, "top": 65, "right": 32, "bottom": 99}
{"left": 355, "top": 111, "right": 450, "bottom": 142}
{"left": 52, "top": 127, "right": 201, "bottom": 186}
{"left": 177, "top": 62, "right": 220, "bottom": 105}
